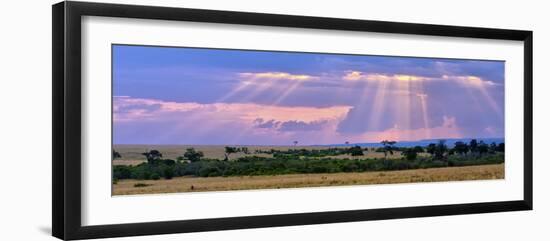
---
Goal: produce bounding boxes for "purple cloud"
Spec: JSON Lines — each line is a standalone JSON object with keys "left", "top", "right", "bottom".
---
{"left": 113, "top": 45, "right": 505, "bottom": 144}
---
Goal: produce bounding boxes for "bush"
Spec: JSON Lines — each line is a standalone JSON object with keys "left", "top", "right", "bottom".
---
{"left": 401, "top": 149, "right": 418, "bottom": 160}
{"left": 151, "top": 173, "right": 160, "bottom": 180}
{"left": 113, "top": 165, "right": 132, "bottom": 179}
{"left": 112, "top": 150, "right": 504, "bottom": 180}
{"left": 163, "top": 166, "right": 174, "bottom": 179}
{"left": 348, "top": 146, "right": 364, "bottom": 156}
{"left": 131, "top": 164, "right": 153, "bottom": 180}
{"left": 162, "top": 159, "right": 176, "bottom": 166}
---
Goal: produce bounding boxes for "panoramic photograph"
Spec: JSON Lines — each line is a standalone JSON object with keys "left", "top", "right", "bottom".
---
{"left": 111, "top": 45, "right": 505, "bottom": 195}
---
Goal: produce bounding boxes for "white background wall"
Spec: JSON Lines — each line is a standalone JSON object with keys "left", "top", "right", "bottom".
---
{"left": 0, "top": 0, "right": 547, "bottom": 240}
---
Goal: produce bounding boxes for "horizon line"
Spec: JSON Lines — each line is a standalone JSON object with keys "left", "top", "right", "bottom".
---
{"left": 113, "top": 136, "right": 505, "bottom": 146}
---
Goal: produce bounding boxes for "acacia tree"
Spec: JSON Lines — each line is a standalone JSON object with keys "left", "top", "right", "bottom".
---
{"left": 182, "top": 148, "right": 204, "bottom": 162}
{"left": 469, "top": 139, "right": 479, "bottom": 154}
{"left": 478, "top": 141, "right": 489, "bottom": 156}
{"left": 497, "top": 143, "right": 505, "bottom": 152}
{"left": 141, "top": 150, "right": 162, "bottom": 163}
{"left": 426, "top": 143, "right": 436, "bottom": 157}
{"left": 112, "top": 150, "right": 122, "bottom": 159}
{"left": 380, "top": 140, "right": 397, "bottom": 160}
{"left": 240, "top": 147, "right": 250, "bottom": 154}
{"left": 224, "top": 146, "right": 238, "bottom": 161}
{"left": 454, "top": 141, "right": 469, "bottom": 155}
{"left": 434, "top": 140, "right": 448, "bottom": 160}
{"left": 293, "top": 141, "right": 298, "bottom": 146}
{"left": 489, "top": 142, "right": 498, "bottom": 154}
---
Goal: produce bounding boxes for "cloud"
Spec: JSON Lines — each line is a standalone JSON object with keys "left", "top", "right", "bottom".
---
{"left": 442, "top": 75, "right": 500, "bottom": 87}
{"left": 113, "top": 96, "right": 501, "bottom": 145}
{"left": 433, "top": 60, "right": 504, "bottom": 82}
{"left": 279, "top": 120, "right": 329, "bottom": 132}
{"left": 342, "top": 71, "right": 499, "bottom": 88}
{"left": 343, "top": 71, "right": 433, "bottom": 82}
{"left": 113, "top": 96, "right": 352, "bottom": 144}
{"left": 113, "top": 46, "right": 504, "bottom": 144}
{"left": 239, "top": 72, "right": 319, "bottom": 82}
{"left": 114, "top": 96, "right": 351, "bottom": 123}
{"left": 253, "top": 118, "right": 280, "bottom": 129}
{"left": 113, "top": 96, "right": 204, "bottom": 122}
{"left": 253, "top": 119, "right": 329, "bottom": 132}
{"left": 354, "top": 115, "right": 462, "bottom": 142}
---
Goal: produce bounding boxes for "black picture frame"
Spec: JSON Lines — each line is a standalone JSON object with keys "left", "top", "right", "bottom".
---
{"left": 52, "top": 1, "right": 533, "bottom": 240}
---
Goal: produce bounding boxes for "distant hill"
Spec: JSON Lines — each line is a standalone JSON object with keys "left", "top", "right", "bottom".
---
{"left": 324, "top": 137, "right": 504, "bottom": 148}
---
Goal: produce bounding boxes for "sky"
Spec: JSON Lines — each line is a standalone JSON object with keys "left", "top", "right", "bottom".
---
{"left": 112, "top": 45, "right": 505, "bottom": 145}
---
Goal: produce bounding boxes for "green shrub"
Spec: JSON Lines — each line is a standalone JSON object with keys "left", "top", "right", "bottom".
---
{"left": 163, "top": 166, "right": 174, "bottom": 179}
{"left": 112, "top": 149, "right": 504, "bottom": 179}
{"left": 113, "top": 165, "right": 132, "bottom": 179}
{"left": 348, "top": 146, "right": 364, "bottom": 156}
{"left": 151, "top": 173, "right": 160, "bottom": 180}
{"left": 162, "top": 159, "right": 176, "bottom": 166}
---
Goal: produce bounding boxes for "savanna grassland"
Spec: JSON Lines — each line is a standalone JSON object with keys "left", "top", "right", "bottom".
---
{"left": 112, "top": 140, "right": 505, "bottom": 195}
{"left": 113, "top": 164, "right": 504, "bottom": 195}
{"left": 112, "top": 144, "right": 419, "bottom": 165}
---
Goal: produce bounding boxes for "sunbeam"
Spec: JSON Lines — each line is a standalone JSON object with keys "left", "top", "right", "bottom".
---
{"left": 271, "top": 80, "right": 304, "bottom": 106}
{"left": 113, "top": 45, "right": 505, "bottom": 146}
{"left": 417, "top": 92, "right": 431, "bottom": 139}
{"left": 393, "top": 77, "right": 413, "bottom": 140}
{"left": 446, "top": 75, "right": 503, "bottom": 118}
{"left": 367, "top": 78, "right": 390, "bottom": 133}
{"left": 216, "top": 80, "right": 253, "bottom": 102}
{"left": 230, "top": 80, "right": 273, "bottom": 103}
{"left": 478, "top": 87, "right": 503, "bottom": 118}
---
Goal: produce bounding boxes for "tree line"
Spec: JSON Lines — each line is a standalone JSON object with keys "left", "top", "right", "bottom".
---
{"left": 112, "top": 139, "right": 504, "bottom": 181}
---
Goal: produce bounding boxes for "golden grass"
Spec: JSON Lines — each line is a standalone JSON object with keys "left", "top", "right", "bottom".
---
{"left": 113, "top": 144, "right": 417, "bottom": 165}
{"left": 113, "top": 164, "right": 504, "bottom": 195}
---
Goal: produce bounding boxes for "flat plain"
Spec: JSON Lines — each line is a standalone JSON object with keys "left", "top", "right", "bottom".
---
{"left": 112, "top": 144, "right": 424, "bottom": 166}
{"left": 112, "top": 163, "right": 504, "bottom": 195}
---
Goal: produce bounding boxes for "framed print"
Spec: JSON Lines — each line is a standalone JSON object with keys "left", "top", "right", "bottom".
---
{"left": 52, "top": 1, "right": 533, "bottom": 240}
